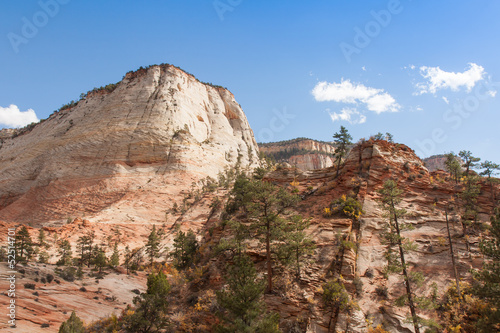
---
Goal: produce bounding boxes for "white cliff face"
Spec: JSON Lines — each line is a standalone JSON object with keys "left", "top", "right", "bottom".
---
{"left": 259, "top": 138, "right": 335, "bottom": 171}
{"left": 0, "top": 64, "right": 260, "bottom": 224}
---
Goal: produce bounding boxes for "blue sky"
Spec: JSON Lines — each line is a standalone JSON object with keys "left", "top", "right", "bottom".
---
{"left": 1, "top": 0, "right": 499, "bottom": 163}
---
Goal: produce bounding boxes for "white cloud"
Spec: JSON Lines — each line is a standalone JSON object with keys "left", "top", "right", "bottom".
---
{"left": 0, "top": 104, "right": 39, "bottom": 128}
{"left": 442, "top": 96, "right": 449, "bottom": 104}
{"left": 415, "top": 63, "right": 486, "bottom": 94}
{"left": 361, "top": 66, "right": 366, "bottom": 71}
{"left": 488, "top": 90, "right": 497, "bottom": 97}
{"left": 311, "top": 79, "right": 400, "bottom": 115}
{"left": 328, "top": 108, "right": 366, "bottom": 124}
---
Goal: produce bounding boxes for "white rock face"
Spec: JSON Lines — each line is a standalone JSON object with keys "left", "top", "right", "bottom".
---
{"left": 0, "top": 65, "right": 260, "bottom": 224}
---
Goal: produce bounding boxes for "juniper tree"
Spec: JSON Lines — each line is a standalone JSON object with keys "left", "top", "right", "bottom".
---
{"left": 333, "top": 126, "right": 353, "bottom": 177}
{"left": 378, "top": 180, "right": 420, "bottom": 333}
{"left": 216, "top": 254, "right": 280, "bottom": 333}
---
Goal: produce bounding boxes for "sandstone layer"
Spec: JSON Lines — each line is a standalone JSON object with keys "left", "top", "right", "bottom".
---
{"left": 259, "top": 138, "right": 335, "bottom": 171}
{"left": 0, "top": 64, "right": 259, "bottom": 225}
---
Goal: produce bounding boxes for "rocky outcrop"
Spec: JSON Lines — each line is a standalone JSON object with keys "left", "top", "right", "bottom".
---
{"left": 260, "top": 139, "right": 498, "bottom": 332}
{"left": 1, "top": 138, "right": 498, "bottom": 332}
{"left": 0, "top": 64, "right": 260, "bottom": 225}
{"left": 259, "top": 138, "right": 335, "bottom": 171}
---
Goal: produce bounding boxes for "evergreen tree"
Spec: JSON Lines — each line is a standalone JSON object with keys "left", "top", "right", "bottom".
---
{"left": 58, "top": 310, "right": 85, "bottom": 333}
{"left": 378, "top": 180, "right": 420, "bottom": 333}
{"left": 444, "top": 205, "right": 462, "bottom": 302}
{"left": 229, "top": 175, "right": 300, "bottom": 292}
{"left": 76, "top": 231, "right": 95, "bottom": 267}
{"left": 110, "top": 243, "right": 120, "bottom": 268}
{"left": 460, "top": 173, "right": 481, "bottom": 235}
{"left": 480, "top": 160, "right": 500, "bottom": 202}
{"left": 93, "top": 246, "right": 107, "bottom": 273}
{"left": 124, "top": 245, "right": 132, "bottom": 274}
{"left": 216, "top": 254, "right": 280, "bottom": 333}
{"left": 16, "top": 226, "right": 34, "bottom": 263}
{"left": 170, "top": 229, "right": 198, "bottom": 269}
{"left": 145, "top": 225, "right": 162, "bottom": 266}
{"left": 444, "top": 152, "right": 462, "bottom": 183}
{"left": 57, "top": 240, "right": 73, "bottom": 266}
{"left": 321, "top": 279, "right": 356, "bottom": 332}
{"left": 125, "top": 271, "right": 171, "bottom": 333}
{"left": 332, "top": 126, "right": 353, "bottom": 177}
{"left": 385, "top": 132, "right": 394, "bottom": 143}
{"left": 459, "top": 150, "right": 480, "bottom": 175}
{"left": 472, "top": 206, "right": 500, "bottom": 331}
{"left": 38, "top": 229, "right": 49, "bottom": 249}
{"left": 278, "top": 215, "right": 315, "bottom": 279}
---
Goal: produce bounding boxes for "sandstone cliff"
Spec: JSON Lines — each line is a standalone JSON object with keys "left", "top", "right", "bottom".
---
{"left": 1, "top": 139, "right": 498, "bottom": 332}
{"left": 0, "top": 64, "right": 260, "bottom": 225}
{"left": 259, "top": 138, "right": 335, "bottom": 171}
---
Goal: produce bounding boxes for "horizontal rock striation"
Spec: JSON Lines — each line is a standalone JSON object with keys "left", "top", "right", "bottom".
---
{"left": 0, "top": 64, "right": 260, "bottom": 224}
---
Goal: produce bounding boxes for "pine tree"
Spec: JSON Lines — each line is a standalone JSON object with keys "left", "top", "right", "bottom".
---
{"left": 110, "top": 243, "right": 120, "bottom": 268}
{"left": 16, "top": 226, "right": 34, "bottom": 263}
{"left": 216, "top": 254, "right": 280, "bottom": 333}
{"left": 472, "top": 206, "right": 500, "bottom": 331}
{"left": 145, "top": 225, "right": 162, "bottom": 266}
{"left": 444, "top": 152, "right": 462, "bottom": 183}
{"left": 321, "top": 279, "right": 356, "bottom": 332}
{"left": 124, "top": 245, "right": 132, "bottom": 274}
{"left": 58, "top": 310, "right": 85, "bottom": 333}
{"left": 278, "top": 215, "right": 315, "bottom": 279}
{"left": 125, "top": 271, "right": 171, "bottom": 333}
{"left": 460, "top": 173, "right": 481, "bottom": 234}
{"left": 378, "top": 180, "right": 420, "bottom": 333}
{"left": 229, "top": 174, "right": 300, "bottom": 292}
{"left": 76, "top": 231, "right": 95, "bottom": 267}
{"left": 444, "top": 204, "right": 462, "bottom": 302}
{"left": 38, "top": 229, "right": 49, "bottom": 249}
{"left": 57, "top": 240, "right": 73, "bottom": 266}
{"left": 333, "top": 126, "right": 353, "bottom": 177}
{"left": 480, "top": 160, "right": 500, "bottom": 202}
{"left": 459, "top": 150, "right": 480, "bottom": 175}
{"left": 93, "top": 246, "right": 107, "bottom": 273}
{"left": 170, "top": 229, "right": 198, "bottom": 269}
